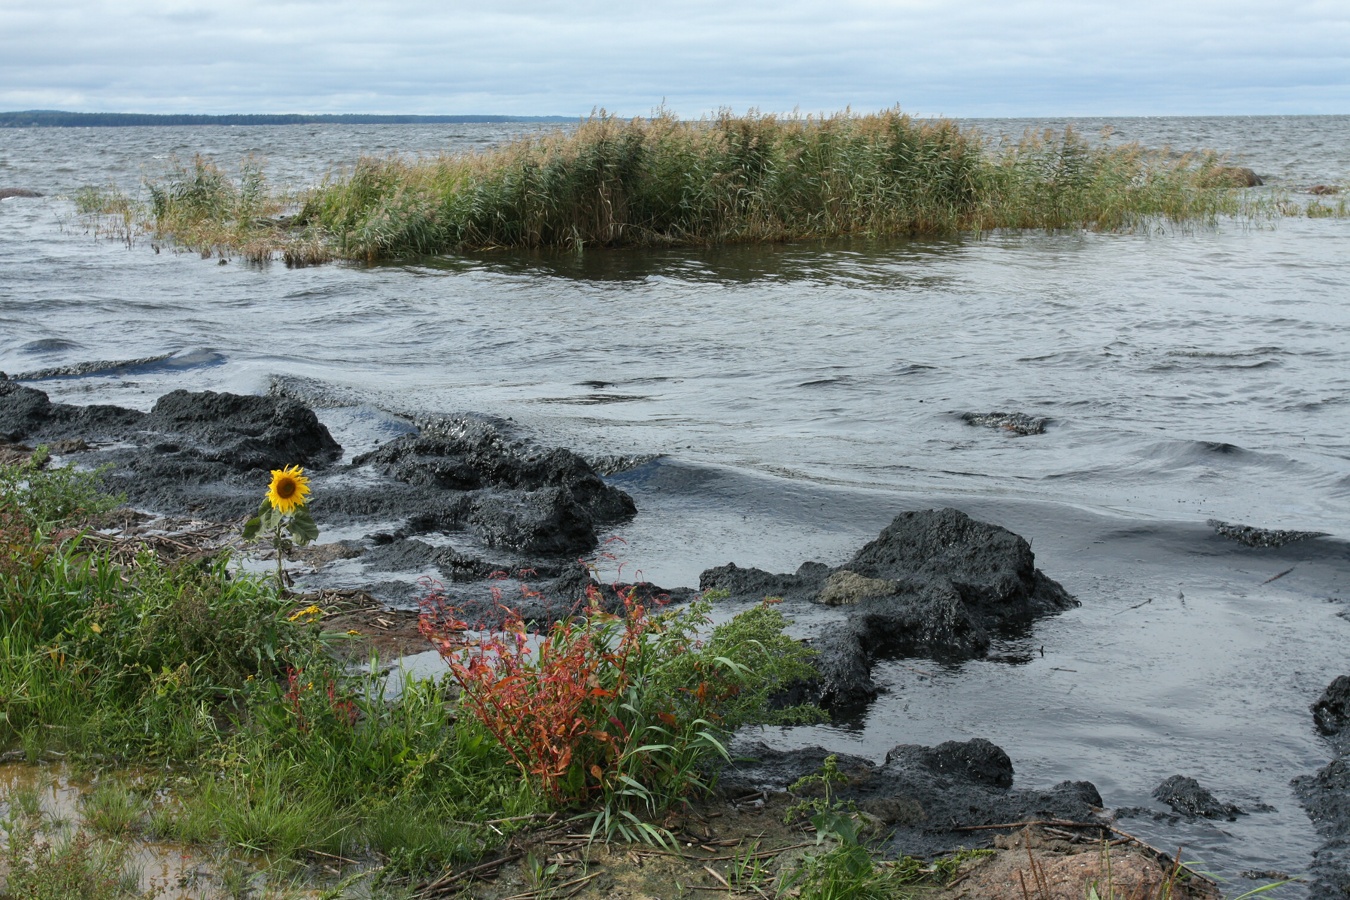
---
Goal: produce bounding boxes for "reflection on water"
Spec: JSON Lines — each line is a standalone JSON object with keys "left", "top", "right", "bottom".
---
{"left": 1, "top": 762, "right": 217, "bottom": 898}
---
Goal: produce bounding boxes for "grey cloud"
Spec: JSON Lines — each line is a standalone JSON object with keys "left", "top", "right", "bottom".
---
{"left": 1, "top": 0, "right": 1347, "bottom": 115}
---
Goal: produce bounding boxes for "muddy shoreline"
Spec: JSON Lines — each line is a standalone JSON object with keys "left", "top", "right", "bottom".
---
{"left": 3, "top": 378, "right": 1346, "bottom": 896}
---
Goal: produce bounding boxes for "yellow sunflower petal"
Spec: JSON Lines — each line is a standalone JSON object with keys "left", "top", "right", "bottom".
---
{"left": 267, "top": 465, "right": 311, "bottom": 514}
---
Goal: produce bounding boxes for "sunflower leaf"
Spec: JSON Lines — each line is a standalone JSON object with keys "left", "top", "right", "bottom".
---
{"left": 289, "top": 507, "right": 319, "bottom": 545}
{"left": 242, "top": 516, "right": 262, "bottom": 541}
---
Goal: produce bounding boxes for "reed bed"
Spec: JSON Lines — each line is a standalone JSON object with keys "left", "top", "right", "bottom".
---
{"left": 96, "top": 109, "right": 1307, "bottom": 263}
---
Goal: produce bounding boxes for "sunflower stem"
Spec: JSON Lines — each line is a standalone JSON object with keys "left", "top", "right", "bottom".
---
{"left": 273, "top": 520, "right": 286, "bottom": 593}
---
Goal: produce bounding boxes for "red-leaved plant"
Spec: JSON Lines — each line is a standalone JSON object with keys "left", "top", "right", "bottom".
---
{"left": 419, "top": 570, "right": 821, "bottom": 843}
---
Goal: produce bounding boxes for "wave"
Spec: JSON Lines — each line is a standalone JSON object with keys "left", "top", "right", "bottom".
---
{"left": 13, "top": 348, "right": 225, "bottom": 380}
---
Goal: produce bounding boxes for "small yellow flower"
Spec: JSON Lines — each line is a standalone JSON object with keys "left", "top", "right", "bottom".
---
{"left": 346, "top": 629, "right": 361, "bottom": 636}
{"left": 267, "top": 465, "right": 311, "bottom": 515}
{"left": 287, "top": 604, "right": 322, "bottom": 623}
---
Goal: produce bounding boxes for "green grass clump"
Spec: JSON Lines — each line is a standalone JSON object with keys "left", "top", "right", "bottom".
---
{"left": 1, "top": 820, "right": 141, "bottom": 900}
{"left": 98, "top": 107, "right": 1329, "bottom": 265}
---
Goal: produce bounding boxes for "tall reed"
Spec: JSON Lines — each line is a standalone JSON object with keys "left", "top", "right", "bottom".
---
{"left": 119, "top": 108, "right": 1309, "bottom": 263}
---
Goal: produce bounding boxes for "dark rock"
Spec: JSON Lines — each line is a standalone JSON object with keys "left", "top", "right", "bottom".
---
{"left": 1294, "top": 675, "right": 1350, "bottom": 895}
{"left": 720, "top": 738, "right": 1104, "bottom": 858}
{"left": 0, "top": 381, "right": 55, "bottom": 441}
{"left": 809, "top": 626, "right": 877, "bottom": 710}
{"left": 1314, "top": 676, "right": 1350, "bottom": 739}
{"left": 144, "top": 390, "right": 342, "bottom": 472}
{"left": 961, "top": 411, "right": 1049, "bottom": 436}
{"left": 699, "top": 561, "right": 827, "bottom": 601}
{"left": 1209, "top": 519, "right": 1328, "bottom": 548}
{"left": 842, "top": 508, "right": 1076, "bottom": 624}
{"left": 1295, "top": 757, "right": 1350, "bottom": 895}
{"left": 886, "top": 737, "right": 1015, "bottom": 789}
{"left": 354, "top": 420, "right": 635, "bottom": 557}
{"left": 1152, "top": 775, "right": 1244, "bottom": 820}
{"left": 0, "top": 188, "right": 43, "bottom": 200}
{"left": 704, "top": 509, "right": 1076, "bottom": 711}
{"left": 469, "top": 487, "right": 610, "bottom": 556}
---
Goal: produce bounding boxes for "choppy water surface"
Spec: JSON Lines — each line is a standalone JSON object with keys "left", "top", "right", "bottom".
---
{"left": 2, "top": 116, "right": 1349, "bottom": 894}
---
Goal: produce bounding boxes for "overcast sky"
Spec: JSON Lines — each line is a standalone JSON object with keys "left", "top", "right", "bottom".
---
{"left": 2, "top": 0, "right": 1347, "bottom": 117}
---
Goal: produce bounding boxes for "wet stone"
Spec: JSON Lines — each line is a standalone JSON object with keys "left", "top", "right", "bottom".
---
{"left": 1151, "top": 775, "right": 1244, "bottom": 820}
{"left": 704, "top": 508, "right": 1076, "bottom": 711}
{"left": 962, "top": 411, "right": 1050, "bottom": 436}
{"left": 1314, "top": 675, "right": 1350, "bottom": 740}
{"left": 1209, "top": 519, "right": 1328, "bottom": 548}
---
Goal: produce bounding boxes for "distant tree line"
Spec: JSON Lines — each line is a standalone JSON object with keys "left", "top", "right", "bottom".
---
{"left": 0, "top": 110, "right": 573, "bottom": 127}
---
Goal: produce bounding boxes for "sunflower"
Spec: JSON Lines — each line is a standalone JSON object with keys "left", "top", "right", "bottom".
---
{"left": 267, "top": 465, "right": 311, "bottom": 514}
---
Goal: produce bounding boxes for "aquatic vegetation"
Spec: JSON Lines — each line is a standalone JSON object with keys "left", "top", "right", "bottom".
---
{"left": 92, "top": 107, "right": 1341, "bottom": 264}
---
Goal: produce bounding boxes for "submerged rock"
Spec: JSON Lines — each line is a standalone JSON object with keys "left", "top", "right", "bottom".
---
{"left": 702, "top": 508, "right": 1077, "bottom": 710}
{"left": 0, "top": 187, "right": 43, "bottom": 200}
{"left": 1151, "top": 776, "right": 1244, "bottom": 820}
{"left": 961, "top": 411, "right": 1050, "bottom": 436}
{"left": 1209, "top": 519, "right": 1328, "bottom": 548}
{"left": 720, "top": 737, "right": 1104, "bottom": 858}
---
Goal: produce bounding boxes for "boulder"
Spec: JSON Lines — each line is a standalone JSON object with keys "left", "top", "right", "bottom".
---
{"left": 0, "top": 188, "right": 43, "bottom": 200}
{"left": 143, "top": 390, "right": 342, "bottom": 472}
{"left": 702, "top": 509, "right": 1074, "bottom": 711}
{"left": 355, "top": 419, "right": 636, "bottom": 557}
{"left": 1314, "top": 676, "right": 1350, "bottom": 739}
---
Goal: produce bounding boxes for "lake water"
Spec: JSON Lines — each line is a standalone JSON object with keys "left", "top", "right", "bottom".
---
{"left": 1, "top": 116, "right": 1348, "bottom": 894}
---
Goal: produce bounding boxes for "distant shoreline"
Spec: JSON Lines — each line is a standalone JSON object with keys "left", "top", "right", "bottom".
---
{"left": 0, "top": 110, "right": 575, "bottom": 128}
